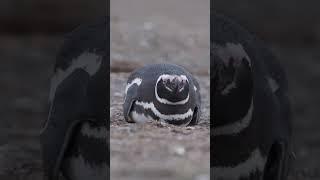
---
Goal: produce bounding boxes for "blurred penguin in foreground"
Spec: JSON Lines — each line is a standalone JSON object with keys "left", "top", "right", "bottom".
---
{"left": 40, "top": 18, "right": 109, "bottom": 180}
{"left": 211, "top": 11, "right": 293, "bottom": 180}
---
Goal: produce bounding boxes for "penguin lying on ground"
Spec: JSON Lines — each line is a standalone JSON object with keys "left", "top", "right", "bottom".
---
{"left": 211, "top": 12, "right": 292, "bottom": 179}
{"left": 123, "top": 63, "right": 201, "bottom": 126}
{"left": 40, "top": 18, "right": 109, "bottom": 180}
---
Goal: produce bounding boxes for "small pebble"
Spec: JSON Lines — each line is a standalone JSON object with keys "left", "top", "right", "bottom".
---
{"left": 186, "top": 127, "right": 195, "bottom": 130}
{"left": 172, "top": 145, "right": 185, "bottom": 156}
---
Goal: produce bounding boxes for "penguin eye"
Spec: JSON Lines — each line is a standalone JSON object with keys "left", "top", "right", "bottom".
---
{"left": 162, "top": 79, "right": 168, "bottom": 84}
{"left": 179, "top": 80, "right": 184, "bottom": 86}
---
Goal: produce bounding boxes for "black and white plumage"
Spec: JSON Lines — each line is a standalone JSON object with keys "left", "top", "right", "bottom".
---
{"left": 123, "top": 63, "right": 201, "bottom": 126}
{"left": 211, "top": 12, "right": 292, "bottom": 179}
{"left": 40, "top": 18, "right": 109, "bottom": 180}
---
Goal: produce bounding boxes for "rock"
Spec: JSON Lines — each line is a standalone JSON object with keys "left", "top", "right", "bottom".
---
{"left": 172, "top": 145, "right": 186, "bottom": 156}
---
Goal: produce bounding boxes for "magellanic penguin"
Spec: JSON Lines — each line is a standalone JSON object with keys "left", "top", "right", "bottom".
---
{"left": 123, "top": 63, "right": 201, "bottom": 126}
{"left": 40, "top": 18, "right": 109, "bottom": 180}
{"left": 211, "top": 12, "right": 293, "bottom": 180}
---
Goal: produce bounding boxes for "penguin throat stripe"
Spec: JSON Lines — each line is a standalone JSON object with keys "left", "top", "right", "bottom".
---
{"left": 125, "top": 78, "right": 142, "bottom": 94}
{"left": 213, "top": 148, "right": 266, "bottom": 179}
{"left": 135, "top": 101, "right": 193, "bottom": 120}
{"left": 213, "top": 98, "right": 254, "bottom": 136}
{"left": 49, "top": 52, "right": 102, "bottom": 102}
{"left": 155, "top": 74, "right": 189, "bottom": 105}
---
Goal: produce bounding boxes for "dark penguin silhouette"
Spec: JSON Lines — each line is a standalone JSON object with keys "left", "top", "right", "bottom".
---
{"left": 211, "top": 12, "right": 292, "bottom": 180}
{"left": 123, "top": 63, "right": 201, "bottom": 126}
{"left": 40, "top": 18, "right": 109, "bottom": 180}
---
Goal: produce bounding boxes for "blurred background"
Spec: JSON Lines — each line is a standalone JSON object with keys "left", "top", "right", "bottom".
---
{"left": 0, "top": 0, "right": 105, "bottom": 179}
{"left": 111, "top": 0, "right": 209, "bottom": 74}
{"left": 215, "top": 1, "right": 320, "bottom": 179}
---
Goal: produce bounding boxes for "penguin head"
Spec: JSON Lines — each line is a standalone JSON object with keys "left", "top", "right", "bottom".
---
{"left": 155, "top": 74, "right": 190, "bottom": 104}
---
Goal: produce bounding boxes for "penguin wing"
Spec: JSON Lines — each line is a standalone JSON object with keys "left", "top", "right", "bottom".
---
{"left": 41, "top": 69, "right": 90, "bottom": 180}
{"left": 256, "top": 40, "right": 292, "bottom": 180}
{"left": 257, "top": 40, "right": 291, "bottom": 130}
{"left": 40, "top": 18, "right": 108, "bottom": 180}
{"left": 194, "top": 76, "right": 201, "bottom": 106}
{"left": 188, "top": 74, "right": 201, "bottom": 126}
{"left": 212, "top": 12, "right": 292, "bottom": 179}
{"left": 123, "top": 77, "right": 140, "bottom": 122}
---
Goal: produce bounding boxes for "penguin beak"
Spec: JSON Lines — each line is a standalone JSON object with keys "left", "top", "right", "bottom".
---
{"left": 162, "top": 75, "right": 188, "bottom": 94}
{"left": 173, "top": 78, "right": 180, "bottom": 94}
{"left": 178, "top": 80, "right": 186, "bottom": 92}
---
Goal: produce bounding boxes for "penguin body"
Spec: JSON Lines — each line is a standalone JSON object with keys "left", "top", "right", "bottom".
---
{"left": 211, "top": 12, "right": 292, "bottom": 179}
{"left": 40, "top": 18, "right": 109, "bottom": 180}
{"left": 123, "top": 63, "right": 201, "bottom": 126}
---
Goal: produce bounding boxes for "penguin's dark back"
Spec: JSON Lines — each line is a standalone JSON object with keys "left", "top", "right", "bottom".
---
{"left": 55, "top": 18, "right": 108, "bottom": 123}
{"left": 212, "top": 12, "right": 291, "bottom": 143}
{"left": 212, "top": 11, "right": 292, "bottom": 179}
{"left": 41, "top": 17, "right": 109, "bottom": 180}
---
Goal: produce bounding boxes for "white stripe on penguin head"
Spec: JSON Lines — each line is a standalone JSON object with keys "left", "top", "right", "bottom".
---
{"left": 155, "top": 74, "right": 190, "bottom": 105}
{"left": 49, "top": 52, "right": 102, "bottom": 103}
{"left": 125, "top": 78, "right": 142, "bottom": 94}
{"left": 42, "top": 52, "right": 102, "bottom": 134}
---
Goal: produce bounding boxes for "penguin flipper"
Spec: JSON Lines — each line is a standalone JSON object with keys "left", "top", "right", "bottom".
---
{"left": 123, "top": 84, "right": 139, "bottom": 123}
{"left": 263, "top": 141, "right": 290, "bottom": 180}
{"left": 188, "top": 75, "right": 201, "bottom": 126}
{"left": 40, "top": 69, "right": 90, "bottom": 180}
{"left": 188, "top": 106, "right": 200, "bottom": 126}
